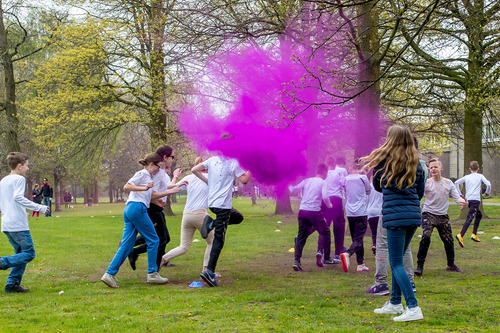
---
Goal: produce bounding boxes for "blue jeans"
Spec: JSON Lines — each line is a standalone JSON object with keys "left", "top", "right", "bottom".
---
{"left": 106, "top": 202, "right": 159, "bottom": 275}
{"left": 1, "top": 231, "right": 36, "bottom": 286}
{"left": 43, "top": 197, "right": 52, "bottom": 216}
{"left": 387, "top": 227, "right": 418, "bottom": 308}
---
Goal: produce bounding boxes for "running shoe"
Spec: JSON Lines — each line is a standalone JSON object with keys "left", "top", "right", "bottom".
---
{"left": 374, "top": 301, "right": 404, "bottom": 314}
{"left": 366, "top": 284, "right": 390, "bottom": 296}
{"left": 200, "top": 269, "right": 218, "bottom": 287}
{"left": 446, "top": 264, "right": 463, "bottom": 273}
{"left": 392, "top": 306, "right": 424, "bottom": 322}
{"left": 471, "top": 233, "right": 480, "bottom": 242}
{"left": 340, "top": 253, "right": 350, "bottom": 273}
{"left": 316, "top": 251, "right": 324, "bottom": 267}
{"left": 455, "top": 234, "right": 464, "bottom": 248}
{"left": 414, "top": 266, "right": 423, "bottom": 276}
{"left": 292, "top": 260, "right": 303, "bottom": 271}
{"left": 357, "top": 264, "right": 370, "bottom": 272}
{"left": 200, "top": 215, "right": 214, "bottom": 239}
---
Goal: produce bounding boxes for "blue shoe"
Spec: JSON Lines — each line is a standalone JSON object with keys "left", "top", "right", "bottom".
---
{"left": 200, "top": 215, "right": 214, "bottom": 239}
{"left": 366, "top": 283, "right": 390, "bottom": 296}
{"left": 200, "top": 269, "right": 218, "bottom": 287}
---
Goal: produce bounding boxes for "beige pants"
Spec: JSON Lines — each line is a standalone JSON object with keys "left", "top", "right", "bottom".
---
{"left": 162, "top": 209, "right": 214, "bottom": 270}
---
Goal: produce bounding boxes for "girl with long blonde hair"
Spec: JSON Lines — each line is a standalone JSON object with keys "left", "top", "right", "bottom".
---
{"left": 361, "top": 125, "right": 425, "bottom": 322}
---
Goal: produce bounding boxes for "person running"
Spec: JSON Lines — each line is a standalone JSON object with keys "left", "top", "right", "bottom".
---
{"left": 0, "top": 152, "right": 49, "bottom": 293}
{"left": 30, "top": 184, "right": 43, "bottom": 217}
{"left": 340, "top": 162, "right": 371, "bottom": 273}
{"left": 362, "top": 125, "right": 425, "bottom": 322}
{"left": 415, "top": 158, "right": 466, "bottom": 276}
{"left": 320, "top": 156, "right": 346, "bottom": 264}
{"left": 192, "top": 155, "right": 251, "bottom": 287}
{"left": 289, "top": 163, "right": 332, "bottom": 271}
{"left": 454, "top": 161, "right": 491, "bottom": 246}
{"left": 160, "top": 157, "right": 214, "bottom": 272}
{"left": 101, "top": 153, "right": 180, "bottom": 288}
{"left": 127, "top": 145, "right": 184, "bottom": 271}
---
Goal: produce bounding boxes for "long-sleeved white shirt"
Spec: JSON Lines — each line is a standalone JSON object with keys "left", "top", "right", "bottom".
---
{"left": 324, "top": 169, "right": 345, "bottom": 198}
{"left": 366, "top": 183, "right": 383, "bottom": 218}
{"left": 344, "top": 174, "right": 371, "bottom": 217}
{"left": 179, "top": 174, "right": 209, "bottom": 211}
{"left": 423, "top": 178, "right": 465, "bottom": 215}
{"left": 0, "top": 174, "right": 48, "bottom": 232}
{"left": 455, "top": 172, "right": 491, "bottom": 201}
{"left": 290, "top": 177, "right": 331, "bottom": 211}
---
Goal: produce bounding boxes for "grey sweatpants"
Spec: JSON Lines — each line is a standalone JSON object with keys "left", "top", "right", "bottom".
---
{"left": 374, "top": 216, "right": 415, "bottom": 285}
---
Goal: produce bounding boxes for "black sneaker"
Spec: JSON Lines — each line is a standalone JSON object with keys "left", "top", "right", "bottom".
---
{"left": 292, "top": 260, "right": 303, "bottom": 271}
{"left": 128, "top": 251, "right": 138, "bottom": 271}
{"left": 200, "top": 215, "right": 214, "bottom": 239}
{"left": 446, "top": 264, "right": 463, "bottom": 273}
{"left": 200, "top": 269, "right": 218, "bottom": 287}
{"left": 5, "top": 283, "right": 29, "bottom": 293}
{"left": 414, "top": 266, "right": 423, "bottom": 276}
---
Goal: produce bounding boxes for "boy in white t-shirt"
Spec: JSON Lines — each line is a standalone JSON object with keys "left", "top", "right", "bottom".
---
{"left": 0, "top": 152, "right": 49, "bottom": 293}
{"left": 192, "top": 156, "right": 251, "bottom": 287}
{"left": 415, "top": 158, "right": 466, "bottom": 276}
{"left": 454, "top": 160, "right": 491, "bottom": 246}
{"left": 289, "top": 163, "right": 332, "bottom": 271}
{"left": 340, "top": 163, "right": 371, "bottom": 273}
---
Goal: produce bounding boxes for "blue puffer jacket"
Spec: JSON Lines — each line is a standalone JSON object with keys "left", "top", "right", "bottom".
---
{"left": 373, "top": 160, "right": 425, "bottom": 229}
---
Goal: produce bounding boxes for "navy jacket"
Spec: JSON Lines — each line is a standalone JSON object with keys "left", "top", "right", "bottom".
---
{"left": 373, "top": 160, "right": 425, "bottom": 229}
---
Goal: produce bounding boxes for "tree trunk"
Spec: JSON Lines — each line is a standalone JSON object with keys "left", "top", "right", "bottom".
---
{"left": 274, "top": 183, "right": 294, "bottom": 215}
{"left": 108, "top": 179, "right": 114, "bottom": 203}
{"left": 54, "top": 169, "right": 62, "bottom": 212}
{"left": 0, "top": 4, "right": 21, "bottom": 153}
{"left": 164, "top": 196, "right": 175, "bottom": 216}
{"left": 84, "top": 185, "right": 89, "bottom": 205}
{"left": 93, "top": 180, "right": 99, "bottom": 204}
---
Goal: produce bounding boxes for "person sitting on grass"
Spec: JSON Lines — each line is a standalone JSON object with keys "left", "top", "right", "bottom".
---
{"left": 415, "top": 158, "right": 466, "bottom": 276}
{"left": 0, "top": 152, "right": 50, "bottom": 293}
{"left": 289, "top": 163, "right": 332, "bottom": 271}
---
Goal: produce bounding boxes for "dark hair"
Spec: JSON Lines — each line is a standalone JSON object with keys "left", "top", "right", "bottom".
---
{"left": 336, "top": 157, "right": 345, "bottom": 165}
{"left": 155, "top": 145, "right": 173, "bottom": 159}
{"left": 139, "top": 153, "right": 162, "bottom": 166}
{"left": 316, "top": 163, "right": 328, "bottom": 175}
{"left": 470, "top": 161, "right": 479, "bottom": 171}
{"left": 325, "top": 155, "right": 336, "bottom": 167}
{"left": 413, "top": 136, "right": 419, "bottom": 150}
{"left": 6, "top": 152, "right": 29, "bottom": 170}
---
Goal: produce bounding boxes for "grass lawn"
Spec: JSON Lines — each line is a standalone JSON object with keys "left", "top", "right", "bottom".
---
{"left": 0, "top": 197, "right": 499, "bottom": 332}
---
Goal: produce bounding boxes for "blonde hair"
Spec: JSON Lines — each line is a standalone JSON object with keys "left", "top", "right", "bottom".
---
{"left": 428, "top": 158, "right": 441, "bottom": 166}
{"left": 361, "top": 125, "right": 418, "bottom": 189}
{"left": 194, "top": 156, "right": 204, "bottom": 165}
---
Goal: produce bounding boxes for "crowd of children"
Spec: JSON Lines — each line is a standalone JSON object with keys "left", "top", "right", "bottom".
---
{"left": 0, "top": 125, "right": 493, "bottom": 324}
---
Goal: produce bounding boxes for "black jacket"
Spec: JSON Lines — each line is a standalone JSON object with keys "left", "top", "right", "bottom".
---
{"left": 41, "top": 183, "right": 53, "bottom": 198}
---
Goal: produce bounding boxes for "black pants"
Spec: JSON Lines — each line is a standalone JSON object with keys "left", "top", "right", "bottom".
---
{"left": 321, "top": 196, "right": 346, "bottom": 256}
{"left": 461, "top": 200, "right": 482, "bottom": 236}
{"left": 131, "top": 203, "right": 169, "bottom": 267}
{"left": 207, "top": 207, "right": 244, "bottom": 272}
{"left": 346, "top": 216, "right": 368, "bottom": 265}
{"left": 368, "top": 217, "right": 379, "bottom": 246}
{"left": 295, "top": 210, "right": 331, "bottom": 261}
{"left": 417, "top": 212, "right": 455, "bottom": 267}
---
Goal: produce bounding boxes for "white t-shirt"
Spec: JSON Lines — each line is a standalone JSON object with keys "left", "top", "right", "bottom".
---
{"left": 203, "top": 156, "right": 245, "bottom": 209}
{"left": 126, "top": 169, "right": 154, "bottom": 208}
{"left": 0, "top": 174, "right": 48, "bottom": 232}
{"left": 289, "top": 177, "right": 329, "bottom": 212}
{"left": 324, "top": 169, "right": 345, "bottom": 198}
{"left": 424, "top": 178, "right": 465, "bottom": 215}
{"left": 180, "top": 174, "right": 209, "bottom": 211}
{"left": 455, "top": 173, "right": 491, "bottom": 201}
{"left": 152, "top": 168, "right": 171, "bottom": 202}
{"left": 366, "top": 183, "right": 383, "bottom": 218}
{"left": 344, "top": 174, "right": 371, "bottom": 217}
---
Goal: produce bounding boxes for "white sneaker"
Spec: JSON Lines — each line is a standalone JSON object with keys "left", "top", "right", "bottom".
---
{"left": 393, "top": 306, "right": 424, "bottom": 322}
{"left": 374, "top": 301, "right": 404, "bottom": 314}
{"left": 147, "top": 271, "right": 169, "bottom": 284}
{"left": 101, "top": 273, "right": 118, "bottom": 288}
{"left": 340, "top": 253, "right": 350, "bottom": 273}
{"left": 357, "top": 264, "right": 370, "bottom": 272}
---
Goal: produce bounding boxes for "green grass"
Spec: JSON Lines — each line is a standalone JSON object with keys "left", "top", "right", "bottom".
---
{"left": 0, "top": 197, "right": 499, "bottom": 332}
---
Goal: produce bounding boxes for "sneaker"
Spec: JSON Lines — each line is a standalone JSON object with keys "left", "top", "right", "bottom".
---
{"left": 455, "top": 234, "right": 464, "bottom": 248}
{"left": 333, "top": 255, "right": 341, "bottom": 264}
{"left": 146, "top": 271, "right": 169, "bottom": 284}
{"left": 446, "top": 264, "right": 463, "bottom": 273}
{"left": 200, "top": 215, "right": 214, "bottom": 239}
{"left": 393, "top": 306, "right": 424, "bottom": 322}
{"left": 322, "top": 258, "right": 336, "bottom": 265}
{"left": 414, "top": 266, "right": 423, "bottom": 276}
{"left": 128, "top": 251, "right": 138, "bottom": 271}
{"left": 366, "top": 283, "right": 390, "bottom": 296}
{"left": 372, "top": 246, "right": 376, "bottom": 255}
{"left": 411, "top": 282, "right": 417, "bottom": 293}
{"left": 200, "top": 269, "right": 218, "bottom": 287}
{"left": 471, "top": 233, "right": 480, "bottom": 242}
{"left": 292, "top": 260, "right": 303, "bottom": 271}
{"left": 374, "top": 301, "right": 404, "bottom": 314}
{"left": 101, "top": 273, "right": 119, "bottom": 288}
{"left": 357, "top": 264, "right": 370, "bottom": 272}
{"left": 340, "top": 253, "right": 350, "bottom": 273}
{"left": 4, "top": 283, "right": 29, "bottom": 293}
{"left": 316, "top": 251, "right": 324, "bottom": 267}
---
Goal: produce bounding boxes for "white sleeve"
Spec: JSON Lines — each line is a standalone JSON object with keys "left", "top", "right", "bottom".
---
{"left": 234, "top": 161, "right": 245, "bottom": 178}
{"left": 322, "top": 181, "right": 332, "bottom": 208}
{"left": 128, "top": 171, "right": 147, "bottom": 186}
{"left": 454, "top": 177, "right": 465, "bottom": 195}
{"left": 289, "top": 180, "right": 305, "bottom": 193}
{"left": 450, "top": 181, "right": 465, "bottom": 204}
{"left": 481, "top": 176, "right": 491, "bottom": 194}
{"left": 14, "top": 178, "right": 48, "bottom": 213}
{"left": 362, "top": 175, "right": 371, "bottom": 195}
